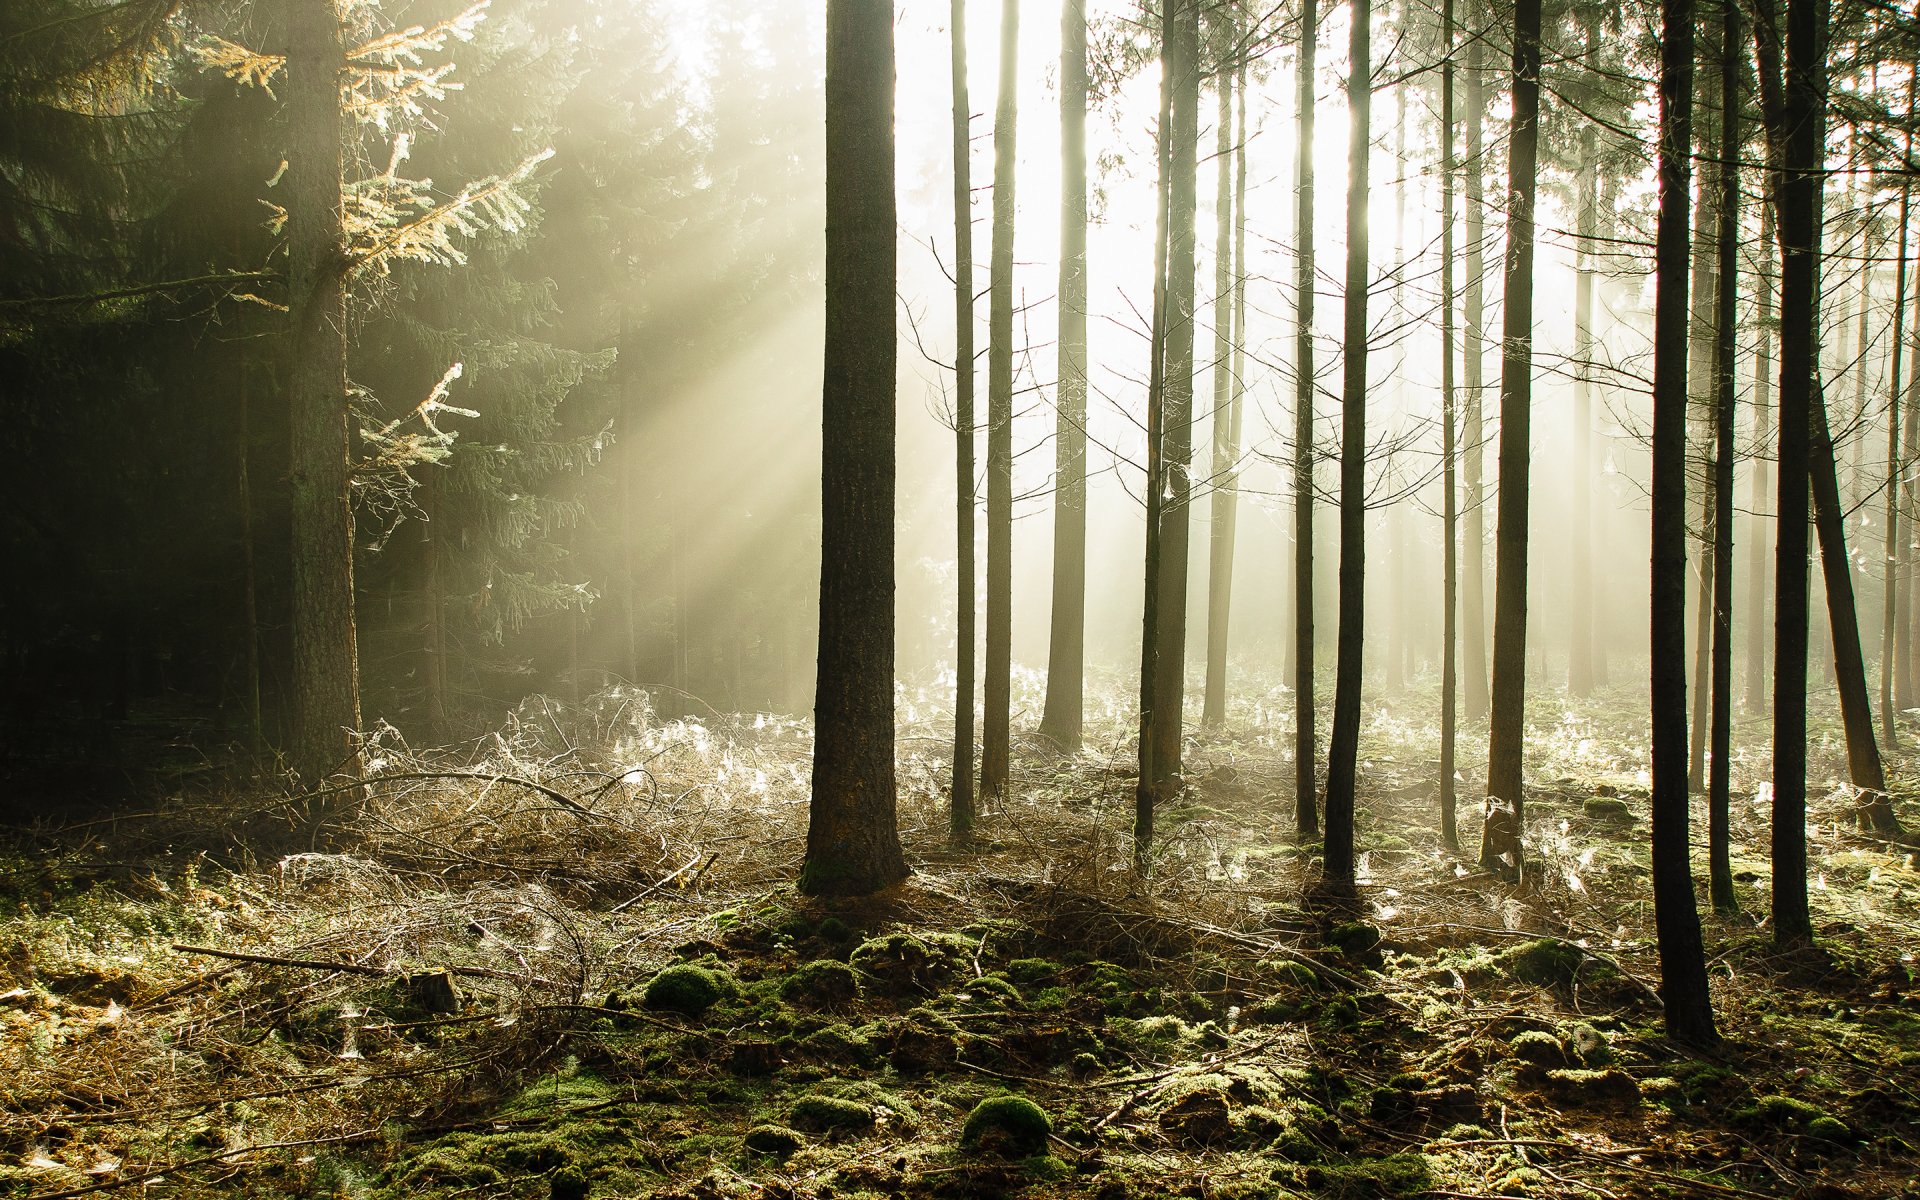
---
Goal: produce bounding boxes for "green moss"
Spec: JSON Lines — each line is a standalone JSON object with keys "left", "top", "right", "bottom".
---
{"left": 1807, "top": 1116, "right": 1854, "bottom": 1142}
{"left": 1309, "top": 1153, "right": 1433, "bottom": 1200}
{"left": 743, "top": 1124, "right": 804, "bottom": 1157}
{"left": 1742, "top": 1093, "right": 1828, "bottom": 1130}
{"left": 1543, "top": 1068, "right": 1641, "bottom": 1108}
{"left": 799, "top": 1022, "right": 872, "bottom": 1063}
{"left": 1326, "top": 922, "right": 1381, "bottom": 957}
{"left": 1496, "top": 938, "right": 1586, "bottom": 988}
{"left": 1275, "top": 961, "right": 1321, "bottom": 990}
{"left": 1583, "top": 797, "right": 1634, "bottom": 822}
{"left": 642, "top": 963, "right": 729, "bottom": 1016}
{"left": 816, "top": 916, "right": 855, "bottom": 943}
{"left": 1568, "top": 1022, "right": 1612, "bottom": 1066}
{"left": 958, "top": 974, "right": 1021, "bottom": 1006}
{"left": 549, "top": 1165, "right": 590, "bottom": 1200}
{"left": 781, "top": 959, "right": 861, "bottom": 1007}
{"left": 789, "top": 1094, "right": 875, "bottom": 1133}
{"left": 850, "top": 930, "right": 980, "bottom": 988}
{"left": 959, "top": 1094, "right": 1052, "bottom": 1156}
{"left": 1509, "top": 1030, "right": 1568, "bottom": 1068}
{"left": 1006, "top": 958, "right": 1064, "bottom": 987}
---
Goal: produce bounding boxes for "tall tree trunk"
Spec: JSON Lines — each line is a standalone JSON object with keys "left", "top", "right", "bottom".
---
{"left": 1322, "top": 0, "right": 1371, "bottom": 887}
{"left": 1439, "top": 0, "right": 1460, "bottom": 850}
{"left": 1708, "top": 1, "right": 1741, "bottom": 915}
{"left": 1480, "top": 0, "right": 1542, "bottom": 877}
{"left": 1881, "top": 69, "right": 1914, "bottom": 749}
{"left": 287, "top": 0, "right": 362, "bottom": 794}
{"left": 1040, "top": 0, "right": 1089, "bottom": 753}
{"left": 1651, "top": 0, "right": 1721, "bottom": 1044}
{"left": 1753, "top": 0, "right": 1816, "bottom": 946}
{"left": 1292, "top": 0, "right": 1320, "bottom": 839}
{"left": 949, "top": 0, "right": 979, "bottom": 834}
{"left": 1135, "top": 0, "right": 1180, "bottom": 865}
{"left": 804, "top": 0, "right": 909, "bottom": 898}
{"left": 1747, "top": 202, "right": 1776, "bottom": 710}
{"left": 981, "top": 0, "right": 1019, "bottom": 800}
{"left": 1569, "top": 124, "right": 1597, "bottom": 699}
{"left": 1150, "top": 0, "right": 1201, "bottom": 789}
{"left": 1462, "top": 2, "right": 1491, "bottom": 724}
{"left": 1902, "top": 189, "right": 1920, "bottom": 710}
{"left": 1202, "top": 18, "right": 1239, "bottom": 731}
{"left": 1687, "top": 54, "right": 1721, "bottom": 795}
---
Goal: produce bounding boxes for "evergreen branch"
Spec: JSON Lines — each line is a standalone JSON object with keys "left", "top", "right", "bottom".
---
{"left": 0, "top": 270, "right": 279, "bottom": 309}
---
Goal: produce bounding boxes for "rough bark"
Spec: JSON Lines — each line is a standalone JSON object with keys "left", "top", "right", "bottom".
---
{"left": 1293, "top": 0, "right": 1320, "bottom": 839}
{"left": 1439, "top": 0, "right": 1460, "bottom": 850}
{"left": 1322, "top": 0, "right": 1370, "bottom": 887}
{"left": 949, "top": 0, "right": 978, "bottom": 834}
{"left": 1881, "top": 69, "right": 1914, "bottom": 749}
{"left": 1040, "top": 0, "right": 1089, "bottom": 754}
{"left": 287, "top": 0, "right": 362, "bottom": 794}
{"left": 1462, "top": 2, "right": 1490, "bottom": 725}
{"left": 1708, "top": 2, "right": 1740, "bottom": 915}
{"left": 1202, "top": 20, "right": 1239, "bottom": 731}
{"left": 1747, "top": 203, "right": 1776, "bottom": 710}
{"left": 1480, "top": 0, "right": 1542, "bottom": 877}
{"left": 1569, "top": 125, "right": 1597, "bottom": 700}
{"left": 981, "top": 0, "right": 1019, "bottom": 800}
{"left": 803, "top": 0, "right": 909, "bottom": 898}
{"left": 1687, "top": 52, "right": 1721, "bottom": 794}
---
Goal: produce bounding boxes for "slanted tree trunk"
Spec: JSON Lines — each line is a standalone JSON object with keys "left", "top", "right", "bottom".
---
{"left": 1322, "top": 0, "right": 1371, "bottom": 887}
{"left": 1747, "top": 202, "right": 1776, "bottom": 711}
{"left": 1481, "top": 0, "right": 1542, "bottom": 877}
{"left": 1202, "top": 17, "right": 1239, "bottom": 731}
{"left": 1292, "top": 0, "right": 1321, "bottom": 839}
{"left": 981, "top": 0, "right": 1019, "bottom": 801}
{"left": 1708, "top": 1, "right": 1741, "bottom": 915}
{"left": 949, "top": 0, "right": 979, "bottom": 834}
{"left": 803, "top": 0, "right": 909, "bottom": 898}
{"left": 1150, "top": 0, "right": 1201, "bottom": 790}
{"left": 1752, "top": 0, "right": 1816, "bottom": 946}
{"left": 1462, "top": 0, "right": 1490, "bottom": 725}
{"left": 1881, "top": 69, "right": 1915, "bottom": 749}
{"left": 1439, "top": 0, "right": 1460, "bottom": 850}
{"left": 1651, "top": 0, "right": 1721, "bottom": 1044}
{"left": 1569, "top": 124, "right": 1598, "bottom": 700}
{"left": 287, "top": 0, "right": 362, "bottom": 794}
{"left": 1040, "top": 0, "right": 1089, "bottom": 754}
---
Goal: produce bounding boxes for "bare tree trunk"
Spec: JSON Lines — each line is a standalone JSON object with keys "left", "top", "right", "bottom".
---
{"left": 1569, "top": 125, "right": 1597, "bottom": 699}
{"left": 981, "top": 0, "right": 1019, "bottom": 800}
{"left": 949, "top": 0, "right": 979, "bottom": 834}
{"left": 1480, "top": 0, "right": 1542, "bottom": 877}
{"left": 1687, "top": 54, "right": 1721, "bottom": 794}
{"left": 1462, "top": 2, "right": 1491, "bottom": 725}
{"left": 1652, "top": 0, "right": 1720, "bottom": 1045}
{"left": 1439, "top": 0, "right": 1460, "bottom": 850}
{"left": 1747, "top": 203, "right": 1776, "bottom": 711}
{"left": 803, "top": 0, "right": 909, "bottom": 898}
{"left": 287, "top": 0, "right": 362, "bottom": 799}
{"left": 1040, "top": 0, "right": 1089, "bottom": 753}
{"left": 1708, "top": 3, "right": 1741, "bottom": 915}
{"left": 237, "top": 359, "right": 263, "bottom": 754}
{"left": 1202, "top": 18, "right": 1239, "bottom": 731}
{"left": 1150, "top": 0, "right": 1201, "bottom": 790}
{"left": 1322, "top": 0, "right": 1371, "bottom": 887}
{"left": 1881, "top": 69, "right": 1914, "bottom": 749}
{"left": 1292, "top": 0, "right": 1320, "bottom": 839}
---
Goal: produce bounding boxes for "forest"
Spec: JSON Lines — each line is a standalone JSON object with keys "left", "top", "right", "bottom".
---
{"left": 3, "top": 0, "right": 1919, "bottom": 1197}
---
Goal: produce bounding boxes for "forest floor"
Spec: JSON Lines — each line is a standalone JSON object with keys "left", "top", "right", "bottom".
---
{"left": 2, "top": 672, "right": 1918, "bottom": 1200}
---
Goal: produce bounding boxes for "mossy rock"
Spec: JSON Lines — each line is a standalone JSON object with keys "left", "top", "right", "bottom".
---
{"left": 1807, "top": 1116, "right": 1855, "bottom": 1143}
{"left": 1542, "top": 1068, "right": 1641, "bottom": 1109}
{"left": 1006, "top": 958, "right": 1064, "bottom": 987}
{"left": 549, "top": 1166, "right": 590, "bottom": 1200}
{"left": 1510, "top": 1030, "right": 1568, "bottom": 1068}
{"left": 815, "top": 916, "right": 856, "bottom": 943}
{"left": 642, "top": 964, "right": 730, "bottom": 1017}
{"left": 851, "top": 930, "right": 979, "bottom": 989}
{"left": 781, "top": 959, "right": 861, "bottom": 1008}
{"left": 743, "top": 1124, "right": 804, "bottom": 1158}
{"left": 1583, "top": 797, "right": 1634, "bottom": 823}
{"left": 798, "top": 1023, "right": 872, "bottom": 1063}
{"left": 960, "top": 1094, "right": 1053, "bottom": 1156}
{"left": 1567, "top": 1023, "right": 1612, "bottom": 1066}
{"left": 1306, "top": 1153, "right": 1434, "bottom": 1200}
{"left": 1274, "top": 961, "right": 1321, "bottom": 991}
{"left": 1496, "top": 939, "right": 1586, "bottom": 988}
{"left": 1740, "top": 1093, "right": 1850, "bottom": 1141}
{"left": 1326, "top": 922, "right": 1382, "bottom": 959}
{"left": 789, "top": 1094, "right": 875, "bottom": 1134}
{"left": 957, "top": 974, "right": 1022, "bottom": 1007}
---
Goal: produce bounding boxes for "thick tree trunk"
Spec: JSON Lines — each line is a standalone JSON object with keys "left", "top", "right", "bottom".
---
{"left": 981, "top": 0, "right": 1019, "bottom": 800}
{"left": 1708, "top": 4, "right": 1740, "bottom": 915}
{"left": 1480, "top": 0, "right": 1542, "bottom": 877}
{"left": 1040, "top": 0, "right": 1089, "bottom": 754}
{"left": 287, "top": 0, "right": 362, "bottom": 794}
{"left": 949, "top": 0, "right": 979, "bottom": 834}
{"left": 1569, "top": 127, "right": 1597, "bottom": 700}
{"left": 1747, "top": 203, "right": 1776, "bottom": 711}
{"left": 1292, "top": 0, "right": 1320, "bottom": 839}
{"left": 1652, "top": 0, "right": 1720, "bottom": 1045}
{"left": 1150, "top": 0, "right": 1201, "bottom": 789}
{"left": 1439, "top": 0, "right": 1460, "bottom": 851}
{"left": 1462, "top": 4, "right": 1490, "bottom": 725}
{"left": 803, "top": 0, "right": 908, "bottom": 898}
{"left": 1322, "top": 0, "right": 1371, "bottom": 887}
{"left": 1202, "top": 21, "right": 1239, "bottom": 731}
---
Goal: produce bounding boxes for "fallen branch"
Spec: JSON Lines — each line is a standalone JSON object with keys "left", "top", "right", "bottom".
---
{"left": 171, "top": 944, "right": 558, "bottom": 989}
{"left": 25, "top": 1129, "right": 377, "bottom": 1200}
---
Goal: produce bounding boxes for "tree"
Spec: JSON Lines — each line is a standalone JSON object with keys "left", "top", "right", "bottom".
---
{"left": 801, "top": 0, "right": 908, "bottom": 899}
{"left": 1438, "top": 0, "right": 1460, "bottom": 851}
{"left": 1321, "top": 0, "right": 1370, "bottom": 888}
{"left": 950, "top": 0, "right": 979, "bottom": 834}
{"left": 981, "top": 0, "right": 1018, "bottom": 800}
{"left": 1481, "top": 0, "right": 1543, "bottom": 877}
{"left": 1292, "top": 0, "right": 1320, "bottom": 840}
{"left": 1746, "top": 202, "right": 1775, "bottom": 712}
{"left": 1201, "top": 9, "right": 1242, "bottom": 732}
{"left": 1461, "top": 0, "right": 1491, "bottom": 726}
{"left": 1568, "top": 120, "right": 1599, "bottom": 700}
{"left": 1041, "top": 0, "right": 1089, "bottom": 753}
{"left": 1707, "top": 0, "right": 1741, "bottom": 915}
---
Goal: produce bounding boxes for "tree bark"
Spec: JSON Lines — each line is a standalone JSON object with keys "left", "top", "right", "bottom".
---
{"left": 803, "top": 0, "right": 909, "bottom": 898}
{"left": 1150, "top": 0, "right": 1201, "bottom": 790}
{"left": 1480, "top": 0, "right": 1542, "bottom": 877}
{"left": 287, "top": 0, "right": 362, "bottom": 794}
{"left": 1292, "top": 0, "right": 1320, "bottom": 839}
{"left": 1322, "top": 0, "right": 1371, "bottom": 887}
{"left": 949, "top": 0, "right": 979, "bottom": 835}
{"left": 1462, "top": 1, "right": 1490, "bottom": 725}
{"left": 1439, "top": 0, "right": 1460, "bottom": 850}
{"left": 1687, "top": 52, "right": 1721, "bottom": 795}
{"left": 982, "top": 0, "right": 1019, "bottom": 801}
{"left": 1040, "top": 0, "right": 1089, "bottom": 754}
{"left": 1881, "top": 69, "right": 1914, "bottom": 750}
{"left": 1202, "top": 17, "right": 1239, "bottom": 731}
{"left": 1652, "top": 0, "right": 1721, "bottom": 1044}
{"left": 1569, "top": 124, "right": 1597, "bottom": 700}
{"left": 1708, "top": 1, "right": 1740, "bottom": 915}
{"left": 1747, "top": 202, "right": 1776, "bottom": 711}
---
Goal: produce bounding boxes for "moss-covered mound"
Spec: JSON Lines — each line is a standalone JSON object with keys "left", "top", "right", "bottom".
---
{"left": 959, "top": 1094, "right": 1053, "bottom": 1156}
{"left": 642, "top": 963, "right": 729, "bottom": 1016}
